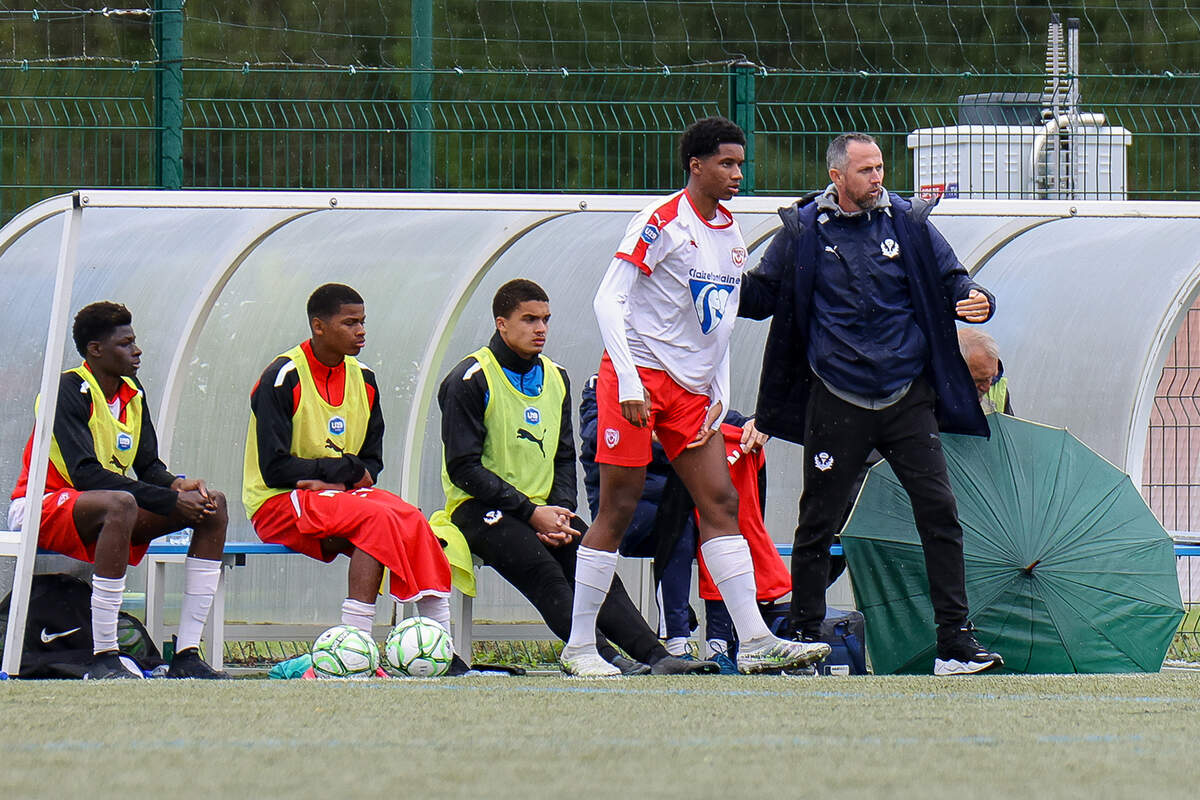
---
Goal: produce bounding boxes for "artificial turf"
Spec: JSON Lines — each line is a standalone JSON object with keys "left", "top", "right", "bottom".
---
{"left": 2, "top": 673, "right": 1197, "bottom": 799}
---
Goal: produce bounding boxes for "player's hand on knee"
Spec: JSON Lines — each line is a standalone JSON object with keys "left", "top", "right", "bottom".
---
{"left": 536, "top": 530, "right": 572, "bottom": 547}
{"left": 352, "top": 469, "right": 375, "bottom": 490}
{"left": 176, "top": 489, "right": 213, "bottom": 523}
{"left": 173, "top": 476, "right": 218, "bottom": 512}
{"left": 172, "top": 476, "right": 206, "bottom": 495}
{"left": 531, "top": 505, "right": 576, "bottom": 540}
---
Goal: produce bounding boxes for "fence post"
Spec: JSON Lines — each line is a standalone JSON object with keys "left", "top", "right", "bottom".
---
{"left": 410, "top": 0, "right": 434, "bottom": 190}
{"left": 728, "top": 61, "right": 756, "bottom": 195}
{"left": 154, "top": 0, "right": 184, "bottom": 190}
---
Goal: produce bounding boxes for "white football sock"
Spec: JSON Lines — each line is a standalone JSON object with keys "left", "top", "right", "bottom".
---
{"left": 665, "top": 636, "right": 689, "bottom": 656}
{"left": 563, "top": 546, "right": 618, "bottom": 652}
{"left": 90, "top": 574, "right": 125, "bottom": 655}
{"left": 176, "top": 557, "right": 221, "bottom": 652}
{"left": 340, "top": 598, "right": 376, "bottom": 633}
{"left": 415, "top": 595, "right": 452, "bottom": 635}
{"left": 700, "top": 535, "right": 773, "bottom": 647}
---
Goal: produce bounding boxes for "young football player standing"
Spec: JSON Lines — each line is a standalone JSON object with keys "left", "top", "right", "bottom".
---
{"left": 10, "top": 301, "right": 229, "bottom": 678}
{"left": 244, "top": 283, "right": 456, "bottom": 658}
{"left": 560, "top": 117, "right": 832, "bottom": 676}
{"left": 435, "top": 279, "right": 715, "bottom": 675}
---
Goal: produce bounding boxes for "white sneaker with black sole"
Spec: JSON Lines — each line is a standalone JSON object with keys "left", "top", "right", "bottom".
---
{"left": 934, "top": 623, "right": 1004, "bottom": 676}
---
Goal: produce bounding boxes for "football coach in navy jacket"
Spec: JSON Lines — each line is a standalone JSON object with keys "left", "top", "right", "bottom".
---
{"left": 738, "top": 132, "right": 1004, "bottom": 676}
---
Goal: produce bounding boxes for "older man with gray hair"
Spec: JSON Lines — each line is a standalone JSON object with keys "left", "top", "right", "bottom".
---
{"left": 957, "top": 327, "right": 1013, "bottom": 415}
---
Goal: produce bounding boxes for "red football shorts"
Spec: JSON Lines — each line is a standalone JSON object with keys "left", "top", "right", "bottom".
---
{"left": 595, "top": 352, "right": 712, "bottom": 465}
{"left": 252, "top": 487, "right": 451, "bottom": 602}
{"left": 31, "top": 488, "right": 150, "bottom": 566}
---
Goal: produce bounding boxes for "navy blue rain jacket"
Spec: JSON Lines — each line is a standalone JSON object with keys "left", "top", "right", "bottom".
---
{"left": 738, "top": 192, "right": 992, "bottom": 445}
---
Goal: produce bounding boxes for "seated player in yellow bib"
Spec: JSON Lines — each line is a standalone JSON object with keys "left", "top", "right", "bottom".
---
{"left": 244, "top": 283, "right": 458, "bottom": 666}
{"left": 434, "top": 278, "right": 716, "bottom": 675}
{"left": 10, "top": 301, "right": 229, "bottom": 679}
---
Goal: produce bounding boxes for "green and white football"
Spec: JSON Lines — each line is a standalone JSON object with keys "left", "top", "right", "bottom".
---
{"left": 384, "top": 616, "right": 453, "bottom": 677}
{"left": 310, "top": 624, "right": 379, "bottom": 678}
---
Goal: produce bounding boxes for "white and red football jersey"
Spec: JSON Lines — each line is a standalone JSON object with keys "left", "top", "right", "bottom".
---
{"left": 611, "top": 189, "right": 747, "bottom": 396}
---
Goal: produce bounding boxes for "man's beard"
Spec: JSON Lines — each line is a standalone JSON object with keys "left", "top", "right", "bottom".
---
{"left": 853, "top": 189, "right": 880, "bottom": 210}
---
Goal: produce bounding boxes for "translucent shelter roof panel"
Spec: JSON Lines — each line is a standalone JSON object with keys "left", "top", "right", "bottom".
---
{"left": 0, "top": 206, "right": 302, "bottom": 497}
{"left": 972, "top": 215, "right": 1200, "bottom": 477}
{"left": 0, "top": 214, "right": 62, "bottom": 498}
{"left": 923, "top": 212, "right": 1057, "bottom": 272}
{"left": 415, "top": 211, "right": 792, "bottom": 534}
{"left": 177, "top": 208, "right": 564, "bottom": 532}
{"left": 172, "top": 208, "right": 565, "bottom": 623}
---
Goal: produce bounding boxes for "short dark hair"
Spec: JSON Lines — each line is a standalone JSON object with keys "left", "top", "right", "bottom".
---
{"left": 307, "top": 283, "right": 364, "bottom": 321}
{"left": 493, "top": 279, "right": 549, "bottom": 319}
{"left": 827, "top": 132, "right": 877, "bottom": 171}
{"left": 72, "top": 301, "right": 131, "bottom": 357}
{"left": 679, "top": 116, "right": 746, "bottom": 175}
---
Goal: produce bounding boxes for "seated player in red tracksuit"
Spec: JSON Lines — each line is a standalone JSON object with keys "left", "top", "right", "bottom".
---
{"left": 243, "top": 283, "right": 461, "bottom": 670}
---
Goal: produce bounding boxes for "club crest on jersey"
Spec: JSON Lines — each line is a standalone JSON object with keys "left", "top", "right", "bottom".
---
{"left": 814, "top": 451, "right": 835, "bottom": 471}
{"left": 641, "top": 224, "right": 660, "bottom": 245}
{"left": 328, "top": 416, "right": 346, "bottom": 436}
{"left": 690, "top": 279, "right": 732, "bottom": 335}
{"left": 880, "top": 238, "right": 900, "bottom": 259}
{"left": 524, "top": 406, "right": 541, "bottom": 426}
{"left": 604, "top": 427, "right": 620, "bottom": 449}
{"left": 731, "top": 246, "right": 747, "bottom": 267}
{"left": 116, "top": 432, "right": 133, "bottom": 451}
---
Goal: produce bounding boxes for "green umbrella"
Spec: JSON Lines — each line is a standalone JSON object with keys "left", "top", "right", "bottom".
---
{"left": 841, "top": 413, "right": 1183, "bottom": 674}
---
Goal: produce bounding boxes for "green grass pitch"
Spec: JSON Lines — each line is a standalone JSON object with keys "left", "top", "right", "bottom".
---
{"left": 2, "top": 673, "right": 1197, "bottom": 798}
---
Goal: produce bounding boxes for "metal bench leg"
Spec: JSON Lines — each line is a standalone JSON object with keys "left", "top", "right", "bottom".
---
{"left": 451, "top": 588, "right": 474, "bottom": 658}
{"left": 457, "top": 593, "right": 473, "bottom": 659}
{"left": 146, "top": 558, "right": 166, "bottom": 651}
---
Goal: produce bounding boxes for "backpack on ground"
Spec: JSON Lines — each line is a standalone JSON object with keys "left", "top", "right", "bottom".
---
{"left": 0, "top": 572, "right": 165, "bottom": 678}
{"left": 762, "top": 601, "right": 869, "bottom": 675}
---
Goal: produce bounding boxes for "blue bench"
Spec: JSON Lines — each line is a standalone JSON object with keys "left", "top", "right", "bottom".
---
{"left": 143, "top": 541, "right": 299, "bottom": 670}
{"left": 776, "top": 544, "right": 842, "bottom": 557}
{"left": 13, "top": 534, "right": 1200, "bottom": 669}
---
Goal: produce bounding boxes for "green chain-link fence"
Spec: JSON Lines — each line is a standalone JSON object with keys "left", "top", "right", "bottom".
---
{"left": 8, "top": 62, "right": 1200, "bottom": 223}
{"left": 5, "top": 2, "right": 1200, "bottom": 222}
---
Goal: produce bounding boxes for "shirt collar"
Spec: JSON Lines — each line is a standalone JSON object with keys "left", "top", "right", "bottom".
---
{"left": 301, "top": 339, "right": 345, "bottom": 380}
{"left": 816, "top": 182, "right": 892, "bottom": 222}
{"left": 488, "top": 331, "right": 539, "bottom": 375}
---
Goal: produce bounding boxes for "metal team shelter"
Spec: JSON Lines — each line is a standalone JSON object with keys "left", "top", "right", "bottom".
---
{"left": 1, "top": 191, "right": 1196, "bottom": 674}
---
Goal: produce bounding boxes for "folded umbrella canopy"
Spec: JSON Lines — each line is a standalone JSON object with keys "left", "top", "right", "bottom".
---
{"left": 841, "top": 413, "right": 1183, "bottom": 674}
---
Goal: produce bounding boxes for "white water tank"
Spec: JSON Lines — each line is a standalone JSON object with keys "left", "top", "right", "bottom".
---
{"left": 906, "top": 123, "right": 1131, "bottom": 200}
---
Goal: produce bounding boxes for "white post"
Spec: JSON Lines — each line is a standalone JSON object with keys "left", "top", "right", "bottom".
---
{"left": 2, "top": 199, "right": 82, "bottom": 676}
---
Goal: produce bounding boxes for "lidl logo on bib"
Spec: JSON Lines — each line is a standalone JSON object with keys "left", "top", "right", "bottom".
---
{"left": 328, "top": 416, "right": 346, "bottom": 436}
{"left": 640, "top": 224, "right": 660, "bottom": 244}
{"left": 524, "top": 407, "right": 541, "bottom": 426}
{"left": 690, "top": 279, "right": 732, "bottom": 335}
{"left": 116, "top": 433, "right": 133, "bottom": 451}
